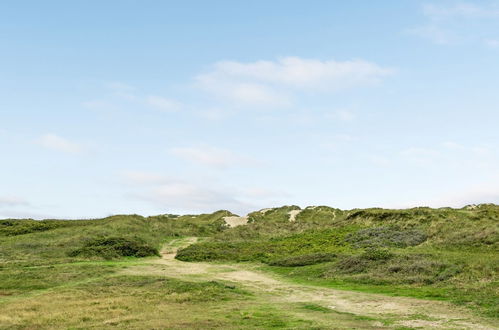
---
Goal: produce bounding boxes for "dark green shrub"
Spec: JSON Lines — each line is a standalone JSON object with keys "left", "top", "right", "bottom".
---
{"left": 69, "top": 236, "right": 159, "bottom": 259}
{"left": 0, "top": 220, "right": 72, "bottom": 236}
{"left": 345, "top": 226, "right": 427, "bottom": 248}
{"left": 362, "top": 247, "right": 393, "bottom": 260}
{"left": 334, "top": 255, "right": 372, "bottom": 274}
{"left": 324, "top": 253, "right": 462, "bottom": 285}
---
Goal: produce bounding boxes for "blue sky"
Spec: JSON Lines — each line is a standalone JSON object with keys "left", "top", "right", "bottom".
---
{"left": 1, "top": 0, "right": 499, "bottom": 219}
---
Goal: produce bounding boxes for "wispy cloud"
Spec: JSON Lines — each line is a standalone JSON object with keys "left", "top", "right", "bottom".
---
{"left": 196, "top": 57, "right": 392, "bottom": 106}
{"left": 148, "top": 182, "right": 249, "bottom": 212}
{"left": 422, "top": 3, "right": 499, "bottom": 20}
{"left": 409, "top": 2, "right": 499, "bottom": 45}
{"left": 0, "top": 195, "right": 29, "bottom": 207}
{"left": 119, "top": 169, "right": 291, "bottom": 214}
{"left": 403, "top": 181, "right": 499, "bottom": 208}
{"left": 119, "top": 171, "right": 252, "bottom": 214}
{"left": 36, "top": 134, "right": 82, "bottom": 153}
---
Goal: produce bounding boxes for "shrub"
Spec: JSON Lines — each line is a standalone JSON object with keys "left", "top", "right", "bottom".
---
{"left": 345, "top": 226, "right": 427, "bottom": 248}
{"left": 324, "top": 253, "right": 462, "bottom": 285}
{"left": 0, "top": 220, "right": 72, "bottom": 236}
{"left": 68, "top": 236, "right": 159, "bottom": 259}
{"left": 334, "top": 255, "right": 372, "bottom": 274}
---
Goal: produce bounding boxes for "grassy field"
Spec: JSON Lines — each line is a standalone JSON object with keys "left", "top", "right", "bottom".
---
{"left": 1, "top": 205, "right": 498, "bottom": 329}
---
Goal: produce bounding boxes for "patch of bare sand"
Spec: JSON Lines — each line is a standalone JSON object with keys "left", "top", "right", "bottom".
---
{"left": 287, "top": 209, "right": 302, "bottom": 222}
{"left": 223, "top": 216, "right": 248, "bottom": 228}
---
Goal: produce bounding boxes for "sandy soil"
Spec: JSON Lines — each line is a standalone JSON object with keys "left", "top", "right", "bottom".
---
{"left": 287, "top": 209, "right": 302, "bottom": 222}
{"left": 223, "top": 216, "right": 249, "bottom": 228}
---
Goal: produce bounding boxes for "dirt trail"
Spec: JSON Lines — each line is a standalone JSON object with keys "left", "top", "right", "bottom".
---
{"left": 123, "top": 238, "right": 496, "bottom": 330}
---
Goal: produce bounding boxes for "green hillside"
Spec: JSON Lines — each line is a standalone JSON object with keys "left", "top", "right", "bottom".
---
{"left": 1, "top": 205, "right": 498, "bottom": 328}
{"left": 176, "top": 205, "right": 499, "bottom": 317}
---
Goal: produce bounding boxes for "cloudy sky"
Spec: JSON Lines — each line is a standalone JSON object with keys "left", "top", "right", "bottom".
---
{"left": 1, "top": 1, "right": 499, "bottom": 219}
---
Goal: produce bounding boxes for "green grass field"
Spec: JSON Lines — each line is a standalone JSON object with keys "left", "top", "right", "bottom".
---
{"left": 1, "top": 205, "right": 498, "bottom": 329}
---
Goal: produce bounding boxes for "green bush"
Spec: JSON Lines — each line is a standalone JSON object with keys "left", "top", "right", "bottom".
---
{"left": 324, "top": 253, "right": 462, "bottom": 285}
{"left": 362, "top": 247, "right": 393, "bottom": 260}
{"left": 345, "top": 226, "right": 427, "bottom": 248}
{"left": 0, "top": 219, "right": 75, "bottom": 236}
{"left": 69, "top": 236, "right": 160, "bottom": 259}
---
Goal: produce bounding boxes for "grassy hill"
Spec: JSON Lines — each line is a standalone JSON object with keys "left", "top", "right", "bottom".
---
{"left": 176, "top": 205, "right": 499, "bottom": 318}
{"left": 1, "top": 205, "right": 498, "bottom": 328}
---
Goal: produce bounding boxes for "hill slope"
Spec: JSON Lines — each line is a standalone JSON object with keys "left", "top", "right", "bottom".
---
{"left": 1, "top": 205, "right": 498, "bottom": 328}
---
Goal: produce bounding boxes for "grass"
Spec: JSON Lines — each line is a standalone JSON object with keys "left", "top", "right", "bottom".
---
{"left": 176, "top": 204, "right": 499, "bottom": 318}
{"left": 1, "top": 204, "right": 498, "bottom": 328}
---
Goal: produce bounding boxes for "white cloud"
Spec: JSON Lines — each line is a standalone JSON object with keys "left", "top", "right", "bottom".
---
{"left": 36, "top": 134, "right": 82, "bottom": 153}
{"left": 206, "top": 57, "right": 392, "bottom": 89}
{"left": 196, "top": 57, "right": 392, "bottom": 106}
{"left": 0, "top": 196, "right": 29, "bottom": 207}
{"left": 170, "top": 146, "right": 255, "bottom": 169}
{"left": 146, "top": 96, "right": 183, "bottom": 112}
{"left": 196, "top": 74, "right": 289, "bottom": 107}
{"left": 422, "top": 3, "right": 499, "bottom": 20}
{"left": 119, "top": 169, "right": 290, "bottom": 214}
{"left": 120, "top": 171, "right": 254, "bottom": 214}
{"left": 0, "top": 210, "right": 55, "bottom": 220}
{"left": 149, "top": 182, "right": 249, "bottom": 212}
{"left": 404, "top": 182, "right": 499, "bottom": 209}
{"left": 410, "top": 3, "right": 499, "bottom": 45}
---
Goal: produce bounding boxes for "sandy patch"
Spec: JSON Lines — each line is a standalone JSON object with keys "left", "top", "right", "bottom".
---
{"left": 287, "top": 209, "right": 302, "bottom": 222}
{"left": 223, "top": 216, "right": 249, "bottom": 228}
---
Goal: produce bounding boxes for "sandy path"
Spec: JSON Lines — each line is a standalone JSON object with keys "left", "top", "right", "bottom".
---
{"left": 122, "top": 238, "right": 497, "bottom": 330}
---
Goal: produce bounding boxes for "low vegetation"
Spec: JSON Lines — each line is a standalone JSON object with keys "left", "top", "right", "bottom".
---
{"left": 177, "top": 205, "right": 499, "bottom": 318}
{"left": 1, "top": 204, "right": 498, "bottom": 328}
{"left": 68, "top": 236, "right": 160, "bottom": 259}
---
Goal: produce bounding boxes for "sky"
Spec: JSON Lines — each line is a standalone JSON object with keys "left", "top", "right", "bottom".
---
{"left": 1, "top": 0, "right": 499, "bottom": 219}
